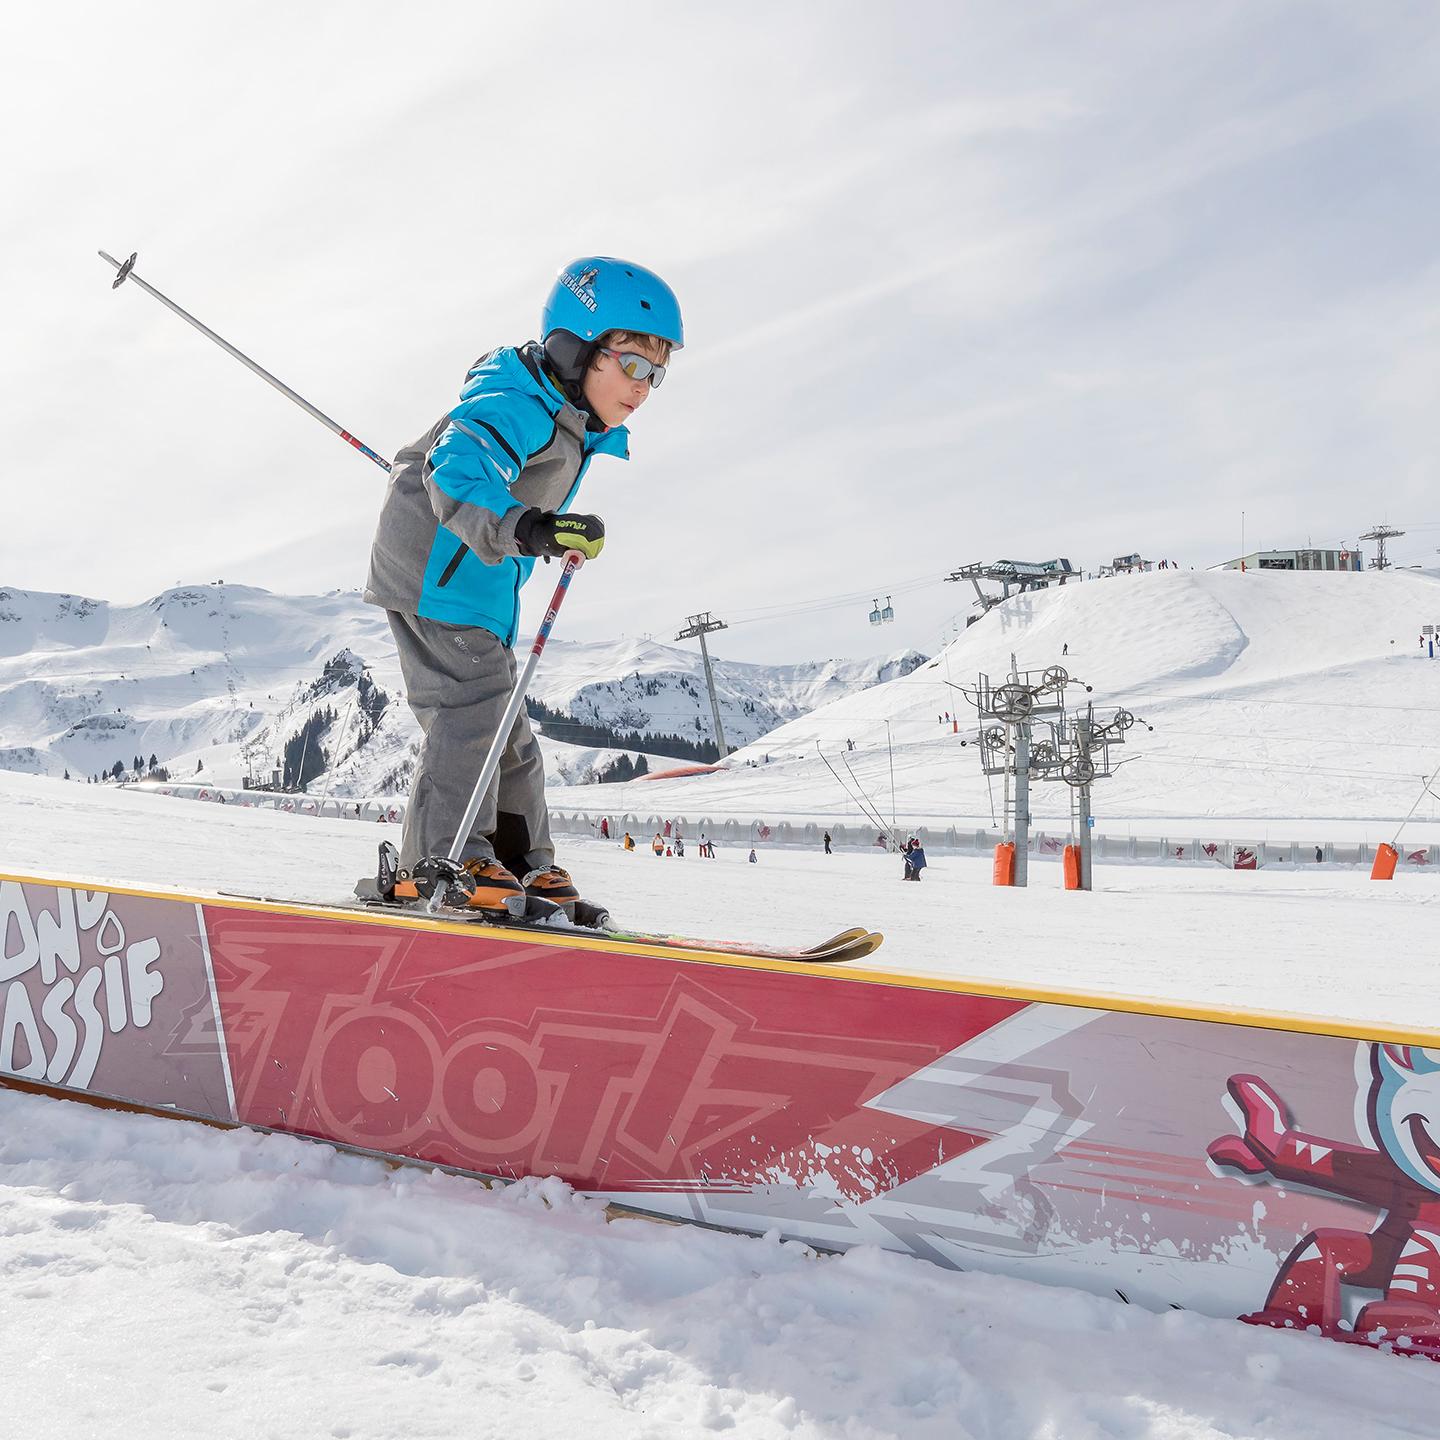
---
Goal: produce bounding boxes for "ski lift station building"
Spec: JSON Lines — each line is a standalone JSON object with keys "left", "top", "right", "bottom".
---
{"left": 1217, "top": 547, "right": 1363, "bottom": 572}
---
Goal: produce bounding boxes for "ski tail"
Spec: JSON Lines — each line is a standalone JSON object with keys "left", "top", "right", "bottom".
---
{"left": 803, "top": 926, "right": 869, "bottom": 955}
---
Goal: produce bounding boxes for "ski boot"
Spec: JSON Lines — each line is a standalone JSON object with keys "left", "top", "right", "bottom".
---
{"left": 521, "top": 865, "right": 580, "bottom": 911}
{"left": 456, "top": 857, "right": 527, "bottom": 910}
{"left": 519, "top": 866, "right": 612, "bottom": 930}
{"left": 367, "top": 842, "right": 528, "bottom": 915}
{"left": 419, "top": 855, "right": 561, "bottom": 919}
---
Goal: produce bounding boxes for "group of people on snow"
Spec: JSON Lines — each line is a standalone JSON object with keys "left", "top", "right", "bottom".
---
{"left": 604, "top": 811, "right": 932, "bottom": 880}
{"left": 612, "top": 824, "right": 711, "bottom": 859}
{"left": 827, "top": 826, "right": 927, "bottom": 880}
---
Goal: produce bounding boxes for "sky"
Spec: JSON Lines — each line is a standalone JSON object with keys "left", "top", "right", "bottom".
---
{"left": 3, "top": 1, "right": 1439, "bottom": 663}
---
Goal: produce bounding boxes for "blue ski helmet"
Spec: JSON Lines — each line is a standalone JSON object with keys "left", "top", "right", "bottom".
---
{"left": 541, "top": 257, "right": 684, "bottom": 350}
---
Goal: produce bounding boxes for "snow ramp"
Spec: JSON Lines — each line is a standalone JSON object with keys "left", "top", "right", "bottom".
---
{"left": 4, "top": 869, "right": 1438, "bottom": 1357}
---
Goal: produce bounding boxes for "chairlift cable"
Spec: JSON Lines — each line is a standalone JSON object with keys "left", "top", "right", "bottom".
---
{"left": 815, "top": 743, "right": 889, "bottom": 834}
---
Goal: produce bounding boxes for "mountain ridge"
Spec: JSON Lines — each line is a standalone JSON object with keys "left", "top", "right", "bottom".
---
{"left": 0, "top": 583, "right": 925, "bottom": 793}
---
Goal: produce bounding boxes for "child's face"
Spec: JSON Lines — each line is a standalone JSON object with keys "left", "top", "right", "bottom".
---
{"left": 581, "top": 334, "right": 670, "bottom": 428}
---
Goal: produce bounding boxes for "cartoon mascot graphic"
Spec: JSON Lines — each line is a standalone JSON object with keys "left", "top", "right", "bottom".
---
{"left": 1209, "top": 1044, "right": 1440, "bottom": 1351}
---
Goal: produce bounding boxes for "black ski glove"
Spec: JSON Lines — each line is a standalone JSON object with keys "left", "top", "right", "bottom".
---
{"left": 514, "top": 507, "right": 606, "bottom": 560}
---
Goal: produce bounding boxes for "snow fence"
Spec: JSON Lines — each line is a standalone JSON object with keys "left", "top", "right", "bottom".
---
{"left": 127, "top": 783, "right": 1440, "bottom": 870}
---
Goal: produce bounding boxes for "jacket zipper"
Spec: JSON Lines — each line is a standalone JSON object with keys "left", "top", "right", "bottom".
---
{"left": 437, "top": 538, "right": 469, "bottom": 588}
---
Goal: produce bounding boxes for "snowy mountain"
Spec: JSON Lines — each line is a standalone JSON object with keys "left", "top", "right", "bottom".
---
{"left": 551, "top": 568, "right": 1440, "bottom": 829}
{"left": 0, "top": 583, "right": 924, "bottom": 795}
{"left": 527, "top": 636, "right": 926, "bottom": 758}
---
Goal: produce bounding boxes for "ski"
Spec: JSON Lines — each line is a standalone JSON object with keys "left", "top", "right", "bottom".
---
{"left": 344, "top": 885, "right": 884, "bottom": 964}
{"left": 601, "top": 924, "right": 883, "bottom": 964}
{"left": 216, "top": 886, "right": 883, "bottom": 965}
{"left": 300, "top": 840, "right": 887, "bottom": 965}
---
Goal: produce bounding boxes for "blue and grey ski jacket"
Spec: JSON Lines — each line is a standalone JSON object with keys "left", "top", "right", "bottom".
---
{"left": 364, "top": 344, "right": 629, "bottom": 644}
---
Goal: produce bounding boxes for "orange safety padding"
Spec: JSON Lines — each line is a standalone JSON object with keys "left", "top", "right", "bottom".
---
{"left": 1063, "top": 845, "right": 1082, "bottom": 890}
{"left": 993, "top": 842, "right": 1016, "bottom": 886}
{"left": 1371, "top": 842, "right": 1399, "bottom": 881}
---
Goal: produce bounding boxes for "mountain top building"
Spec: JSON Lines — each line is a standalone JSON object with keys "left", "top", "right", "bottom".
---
{"left": 1217, "top": 547, "right": 1362, "bottom": 573}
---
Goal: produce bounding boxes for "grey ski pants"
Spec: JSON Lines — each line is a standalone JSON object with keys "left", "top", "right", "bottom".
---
{"left": 387, "top": 611, "right": 553, "bottom": 874}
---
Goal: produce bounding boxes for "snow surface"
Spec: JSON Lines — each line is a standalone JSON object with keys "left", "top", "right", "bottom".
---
{"left": 3, "top": 768, "right": 1439, "bottom": 1437}
{"left": 1, "top": 769, "right": 1436, "bottom": 1029}
{"left": 7, "top": 1082, "right": 1440, "bottom": 1440}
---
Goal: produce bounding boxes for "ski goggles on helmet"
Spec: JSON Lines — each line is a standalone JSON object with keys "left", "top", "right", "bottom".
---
{"left": 599, "top": 347, "right": 667, "bottom": 388}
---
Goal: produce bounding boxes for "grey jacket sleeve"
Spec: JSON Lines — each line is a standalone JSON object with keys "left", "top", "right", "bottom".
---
{"left": 422, "top": 412, "right": 533, "bottom": 565}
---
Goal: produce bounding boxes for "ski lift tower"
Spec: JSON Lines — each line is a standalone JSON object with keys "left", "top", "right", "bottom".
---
{"left": 968, "top": 662, "right": 1069, "bottom": 885}
{"left": 675, "top": 612, "right": 730, "bottom": 760}
{"left": 966, "top": 667, "right": 1151, "bottom": 890}
{"left": 1027, "top": 702, "right": 1147, "bottom": 890}
{"left": 1360, "top": 524, "right": 1405, "bottom": 571}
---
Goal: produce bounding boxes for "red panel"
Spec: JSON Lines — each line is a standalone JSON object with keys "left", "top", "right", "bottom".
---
{"left": 202, "top": 907, "right": 1024, "bottom": 1198}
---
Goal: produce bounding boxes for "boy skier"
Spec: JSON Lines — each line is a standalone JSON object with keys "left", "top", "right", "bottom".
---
{"left": 365, "top": 258, "right": 683, "bottom": 913}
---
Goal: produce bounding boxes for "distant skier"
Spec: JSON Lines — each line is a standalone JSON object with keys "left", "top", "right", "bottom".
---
{"left": 652, "top": 833, "right": 664, "bottom": 857}
{"left": 748, "top": 848, "right": 757, "bottom": 863}
{"left": 903, "top": 838, "right": 927, "bottom": 882}
{"left": 599, "top": 816, "right": 610, "bottom": 840}
{"left": 823, "top": 831, "right": 832, "bottom": 855}
{"left": 674, "top": 835, "right": 685, "bottom": 857}
{"left": 622, "top": 832, "right": 635, "bottom": 852}
{"left": 1062, "top": 642, "right": 1068, "bottom": 656}
{"left": 363, "top": 257, "right": 683, "bottom": 912}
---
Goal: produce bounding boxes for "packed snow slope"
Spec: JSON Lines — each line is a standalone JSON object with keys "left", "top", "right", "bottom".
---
{"left": 6, "top": 1081, "right": 1436, "bottom": 1440}
{"left": 0, "top": 583, "right": 920, "bottom": 793}
{"left": 2, "top": 769, "right": 1437, "bottom": 1029}
{"left": 3, "top": 770, "right": 1440, "bottom": 1437}
{"left": 564, "top": 569, "right": 1440, "bottom": 829}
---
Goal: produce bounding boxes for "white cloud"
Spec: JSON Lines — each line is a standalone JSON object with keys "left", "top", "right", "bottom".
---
{"left": 3, "top": 1, "right": 1439, "bottom": 663}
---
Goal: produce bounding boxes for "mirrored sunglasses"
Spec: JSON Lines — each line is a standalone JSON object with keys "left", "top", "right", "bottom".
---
{"left": 600, "top": 347, "right": 667, "bottom": 388}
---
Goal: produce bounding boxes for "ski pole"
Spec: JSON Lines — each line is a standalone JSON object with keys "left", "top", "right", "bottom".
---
{"left": 428, "top": 550, "right": 586, "bottom": 913}
{"left": 97, "top": 249, "right": 392, "bottom": 473}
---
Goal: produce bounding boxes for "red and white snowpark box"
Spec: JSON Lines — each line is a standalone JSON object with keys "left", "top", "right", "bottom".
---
{"left": 3, "top": 869, "right": 1438, "bottom": 1358}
